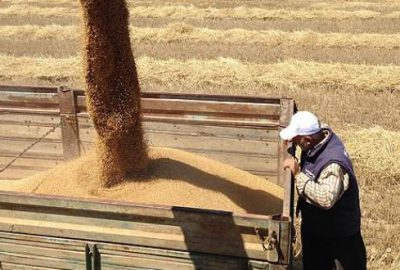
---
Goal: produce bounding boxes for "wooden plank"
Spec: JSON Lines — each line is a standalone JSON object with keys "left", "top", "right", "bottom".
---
{"left": 278, "top": 98, "right": 295, "bottom": 269}
{"left": 143, "top": 113, "right": 278, "bottom": 127}
{"left": 0, "top": 85, "right": 58, "bottom": 94}
{"left": 58, "top": 87, "right": 80, "bottom": 160}
{"left": 0, "top": 140, "right": 63, "bottom": 156}
{"left": 0, "top": 92, "right": 59, "bottom": 109}
{"left": 0, "top": 125, "right": 62, "bottom": 141}
{"left": 76, "top": 92, "right": 282, "bottom": 113}
{"left": 99, "top": 252, "right": 196, "bottom": 270}
{"left": 140, "top": 92, "right": 282, "bottom": 104}
{"left": 0, "top": 112, "right": 60, "bottom": 126}
{"left": 97, "top": 242, "right": 251, "bottom": 269}
{"left": 0, "top": 168, "right": 43, "bottom": 180}
{"left": 77, "top": 117, "right": 280, "bottom": 142}
{"left": 0, "top": 232, "right": 84, "bottom": 252}
{"left": 145, "top": 133, "right": 278, "bottom": 156}
{"left": 0, "top": 157, "right": 61, "bottom": 169}
{"left": 76, "top": 140, "right": 278, "bottom": 171}
{"left": 0, "top": 107, "right": 59, "bottom": 116}
{"left": 0, "top": 262, "right": 59, "bottom": 270}
{"left": 98, "top": 246, "right": 248, "bottom": 270}
{"left": 0, "top": 150, "right": 63, "bottom": 161}
{"left": 0, "top": 242, "right": 85, "bottom": 264}
{"left": 0, "top": 252, "right": 85, "bottom": 269}
{"left": 140, "top": 98, "right": 281, "bottom": 116}
{"left": 279, "top": 98, "right": 295, "bottom": 216}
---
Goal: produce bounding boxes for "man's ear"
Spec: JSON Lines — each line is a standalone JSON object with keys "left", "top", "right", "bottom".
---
{"left": 304, "top": 136, "right": 313, "bottom": 145}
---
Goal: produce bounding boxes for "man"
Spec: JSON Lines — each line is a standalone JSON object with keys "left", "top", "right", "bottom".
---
{"left": 280, "top": 111, "right": 366, "bottom": 270}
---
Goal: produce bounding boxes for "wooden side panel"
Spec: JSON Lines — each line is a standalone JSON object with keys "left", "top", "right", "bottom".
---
{"left": 0, "top": 192, "right": 290, "bottom": 265}
{"left": 0, "top": 111, "right": 63, "bottom": 180}
{"left": 77, "top": 115, "right": 280, "bottom": 182}
{"left": 0, "top": 231, "right": 281, "bottom": 270}
{"left": 0, "top": 86, "right": 285, "bottom": 183}
{"left": 0, "top": 232, "right": 86, "bottom": 269}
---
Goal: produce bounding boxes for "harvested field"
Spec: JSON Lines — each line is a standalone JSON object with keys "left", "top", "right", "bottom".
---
{"left": 1, "top": 5, "right": 397, "bottom": 20}
{"left": 4, "top": 24, "right": 400, "bottom": 50}
{"left": 1, "top": 0, "right": 399, "bottom": 269}
{"left": 0, "top": 147, "right": 284, "bottom": 215}
{"left": 2, "top": 55, "right": 400, "bottom": 94}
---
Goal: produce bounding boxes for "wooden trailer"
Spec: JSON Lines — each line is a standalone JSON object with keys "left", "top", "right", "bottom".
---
{"left": 0, "top": 85, "right": 296, "bottom": 269}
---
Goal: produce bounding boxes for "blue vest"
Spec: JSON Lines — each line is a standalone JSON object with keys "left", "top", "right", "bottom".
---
{"left": 298, "top": 129, "right": 361, "bottom": 238}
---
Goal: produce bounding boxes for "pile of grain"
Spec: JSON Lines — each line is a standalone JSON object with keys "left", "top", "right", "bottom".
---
{"left": 0, "top": 147, "right": 283, "bottom": 215}
{"left": 79, "top": 0, "right": 147, "bottom": 187}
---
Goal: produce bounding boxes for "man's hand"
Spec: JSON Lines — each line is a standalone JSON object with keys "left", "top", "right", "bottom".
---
{"left": 283, "top": 156, "right": 300, "bottom": 176}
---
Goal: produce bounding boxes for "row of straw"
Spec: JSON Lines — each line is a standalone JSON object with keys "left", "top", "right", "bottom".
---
{"left": 2, "top": 55, "right": 399, "bottom": 93}
{"left": 3, "top": 23, "right": 400, "bottom": 49}
{"left": 3, "top": 4, "right": 400, "bottom": 19}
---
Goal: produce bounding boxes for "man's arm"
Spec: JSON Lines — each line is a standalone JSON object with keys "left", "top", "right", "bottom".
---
{"left": 296, "top": 163, "right": 349, "bottom": 209}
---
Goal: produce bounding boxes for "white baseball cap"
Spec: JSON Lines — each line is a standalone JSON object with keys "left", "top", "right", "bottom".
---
{"left": 279, "top": 111, "right": 321, "bottom": 140}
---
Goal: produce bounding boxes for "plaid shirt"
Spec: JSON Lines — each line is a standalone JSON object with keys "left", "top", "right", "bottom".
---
{"left": 295, "top": 131, "right": 350, "bottom": 209}
{"left": 296, "top": 164, "right": 349, "bottom": 209}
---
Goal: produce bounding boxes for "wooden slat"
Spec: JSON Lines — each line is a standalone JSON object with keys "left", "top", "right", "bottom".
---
{"left": 0, "top": 157, "right": 61, "bottom": 169}
{"left": 77, "top": 117, "right": 280, "bottom": 142}
{"left": 141, "top": 98, "right": 281, "bottom": 116}
{"left": 0, "top": 125, "right": 62, "bottom": 140}
{"left": 0, "top": 107, "right": 59, "bottom": 116}
{"left": 0, "top": 151, "right": 63, "bottom": 161}
{"left": 0, "top": 242, "right": 84, "bottom": 264}
{"left": 78, "top": 128, "right": 279, "bottom": 155}
{"left": 76, "top": 92, "right": 282, "bottom": 111}
{"left": 0, "top": 232, "right": 84, "bottom": 252}
{"left": 143, "top": 113, "right": 278, "bottom": 127}
{"left": 0, "top": 139, "right": 63, "bottom": 155}
{"left": 0, "top": 262, "right": 59, "bottom": 270}
{"left": 0, "top": 112, "right": 60, "bottom": 126}
{"left": 0, "top": 168, "right": 43, "bottom": 180}
{"left": 278, "top": 98, "right": 295, "bottom": 269}
{"left": 0, "top": 253, "right": 85, "bottom": 269}
{"left": 0, "top": 92, "right": 59, "bottom": 109}
{"left": 146, "top": 133, "right": 278, "bottom": 156}
{"left": 0, "top": 85, "right": 58, "bottom": 94}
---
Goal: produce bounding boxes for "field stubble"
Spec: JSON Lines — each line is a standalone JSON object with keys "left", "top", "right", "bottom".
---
{"left": 2, "top": 23, "right": 400, "bottom": 65}
{"left": 0, "top": 1, "right": 399, "bottom": 269}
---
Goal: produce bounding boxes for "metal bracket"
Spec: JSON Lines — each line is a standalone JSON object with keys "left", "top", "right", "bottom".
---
{"left": 255, "top": 228, "right": 277, "bottom": 251}
{"left": 254, "top": 220, "right": 286, "bottom": 264}
{"left": 85, "top": 243, "right": 99, "bottom": 270}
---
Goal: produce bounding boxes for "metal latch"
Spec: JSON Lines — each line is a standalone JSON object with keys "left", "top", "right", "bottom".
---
{"left": 255, "top": 228, "right": 278, "bottom": 251}
{"left": 85, "top": 243, "right": 99, "bottom": 270}
{"left": 254, "top": 221, "right": 284, "bottom": 264}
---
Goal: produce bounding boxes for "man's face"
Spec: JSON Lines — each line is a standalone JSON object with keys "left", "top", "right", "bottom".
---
{"left": 291, "top": 135, "right": 312, "bottom": 151}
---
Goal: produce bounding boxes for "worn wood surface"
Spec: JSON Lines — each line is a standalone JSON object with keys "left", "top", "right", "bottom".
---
{"left": 58, "top": 87, "right": 80, "bottom": 160}
{"left": 0, "top": 191, "right": 290, "bottom": 266}
{"left": 0, "top": 231, "right": 279, "bottom": 270}
{"left": 0, "top": 85, "right": 294, "bottom": 268}
{"left": 0, "top": 85, "right": 290, "bottom": 184}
